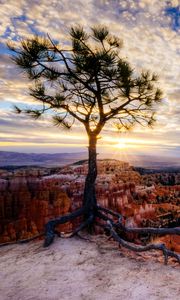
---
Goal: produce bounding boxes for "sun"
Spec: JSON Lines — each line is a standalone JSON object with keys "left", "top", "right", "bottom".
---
{"left": 117, "top": 138, "right": 127, "bottom": 149}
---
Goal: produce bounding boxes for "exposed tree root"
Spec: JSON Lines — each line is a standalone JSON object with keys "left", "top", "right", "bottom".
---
{"left": 97, "top": 205, "right": 180, "bottom": 264}
{"left": 43, "top": 204, "right": 180, "bottom": 264}
{"left": 119, "top": 225, "right": 180, "bottom": 236}
{"left": 0, "top": 233, "right": 44, "bottom": 248}
{"left": 1, "top": 204, "right": 179, "bottom": 265}
{"left": 69, "top": 214, "right": 94, "bottom": 237}
{"left": 97, "top": 205, "right": 180, "bottom": 236}
{"left": 106, "top": 220, "right": 180, "bottom": 265}
{"left": 97, "top": 205, "right": 122, "bottom": 219}
{"left": 44, "top": 207, "right": 85, "bottom": 247}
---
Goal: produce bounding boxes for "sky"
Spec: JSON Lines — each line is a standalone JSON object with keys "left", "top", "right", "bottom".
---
{"left": 0, "top": 0, "right": 179, "bottom": 159}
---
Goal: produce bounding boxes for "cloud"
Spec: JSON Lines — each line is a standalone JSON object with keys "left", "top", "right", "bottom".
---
{"left": 0, "top": 0, "right": 179, "bottom": 156}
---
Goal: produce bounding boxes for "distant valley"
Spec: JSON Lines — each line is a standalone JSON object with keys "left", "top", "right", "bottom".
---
{"left": 0, "top": 150, "right": 179, "bottom": 170}
{"left": 0, "top": 151, "right": 87, "bottom": 167}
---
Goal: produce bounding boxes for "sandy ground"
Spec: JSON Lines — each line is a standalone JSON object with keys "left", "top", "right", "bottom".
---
{"left": 0, "top": 235, "right": 179, "bottom": 300}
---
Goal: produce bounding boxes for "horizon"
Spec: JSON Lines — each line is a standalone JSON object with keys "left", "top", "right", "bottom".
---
{"left": 1, "top": 149, "right": 180, "bottom": 168}
{"left": 0, "top": 1, "right": 180, "bottom": 157}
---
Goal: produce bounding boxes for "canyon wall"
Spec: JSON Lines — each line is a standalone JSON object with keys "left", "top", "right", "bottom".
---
{"left": 0, "top": 160, "right": 179, "bottom": 251}
{"left": 0, "top": 177, "right": 72, "bottom": 243}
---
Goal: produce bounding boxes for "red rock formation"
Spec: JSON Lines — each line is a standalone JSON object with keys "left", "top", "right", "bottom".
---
{"left": 0, "top": 177, "right": 72, "bottom": 243}
{"left": 0, "top": 160, "right": 179, "bottom": 252}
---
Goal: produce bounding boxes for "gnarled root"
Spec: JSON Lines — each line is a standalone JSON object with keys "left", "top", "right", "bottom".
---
{"left": 96, "top": 205, "right": 180, "bottom": 264}
{"left": 106, "top": 220, "right": 180, "bottom": 265}
{"left": 0, "top": 233, "right": 44, "bottom": 248}
{"left": 43, "top": 204, "right": 180, "bottom": 264}
{"left": 44, "top": 207, "right": 85, "bottom": 247}
{"left": 68, "top": 214, "right": 94, "bottom": 237}
{"left": 97, "top": 205, "right": 180, "bottom": 236}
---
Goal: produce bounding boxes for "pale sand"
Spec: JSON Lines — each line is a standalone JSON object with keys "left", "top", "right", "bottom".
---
{"left": 0, "top": 235, "right": 179, "bottom": 300}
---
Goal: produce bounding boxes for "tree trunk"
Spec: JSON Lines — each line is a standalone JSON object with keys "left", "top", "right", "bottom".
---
{"left": 83, "top": 134, "right": 97, "bottom": 217}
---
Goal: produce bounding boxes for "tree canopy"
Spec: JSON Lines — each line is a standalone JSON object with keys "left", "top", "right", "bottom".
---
{"left": 8, "top": 25, "right": 163, "bottom": 136}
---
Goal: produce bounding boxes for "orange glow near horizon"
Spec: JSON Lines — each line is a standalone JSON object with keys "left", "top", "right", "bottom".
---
{"left": 0, "top": 130, "right": 179, "bottom": 157}
{"left": 0, "top": 134, "right": 169, "bottom": 150}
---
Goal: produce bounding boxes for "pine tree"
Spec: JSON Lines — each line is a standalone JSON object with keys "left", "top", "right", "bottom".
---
{"left": 8, "top": 26, "right": 180, "bottom": 263}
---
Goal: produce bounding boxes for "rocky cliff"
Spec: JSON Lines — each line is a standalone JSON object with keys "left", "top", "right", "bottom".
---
{"left": 0, "top": 159, "right": 179, "bottom": 251}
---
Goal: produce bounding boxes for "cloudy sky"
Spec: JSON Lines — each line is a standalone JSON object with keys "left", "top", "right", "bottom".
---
{"left": 0, "top": 0, "right": 179, "bottom": 159}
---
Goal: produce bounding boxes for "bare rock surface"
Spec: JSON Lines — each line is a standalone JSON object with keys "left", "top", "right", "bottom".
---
{"left": 0, "top": 235, "right": 179, "bottom": 300}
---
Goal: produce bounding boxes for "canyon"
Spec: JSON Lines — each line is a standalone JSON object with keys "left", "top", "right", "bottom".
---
{"left": 0, "top": 159, "right": 179, "bottom": 252}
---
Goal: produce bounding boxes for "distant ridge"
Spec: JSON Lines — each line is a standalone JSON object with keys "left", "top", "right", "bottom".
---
{"left": 0, "top": 151, "right": 179, "bottom": 169}
{"left": 0, "top": 151, "right": 87, "bottom": 167}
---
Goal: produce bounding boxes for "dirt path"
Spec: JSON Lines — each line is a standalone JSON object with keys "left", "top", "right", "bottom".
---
{"left": 0, "top": 235, "right": 179, "bottom": 300}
